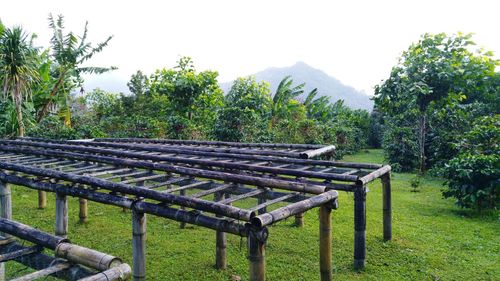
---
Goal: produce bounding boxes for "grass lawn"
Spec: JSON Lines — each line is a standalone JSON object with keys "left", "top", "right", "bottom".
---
{"left": 5, "top": 149, "right": 499, "bottom": 280}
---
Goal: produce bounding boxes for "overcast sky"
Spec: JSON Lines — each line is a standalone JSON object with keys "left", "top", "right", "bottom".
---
{"left": 2, "top": 0, "right": 499, "bottom": 95}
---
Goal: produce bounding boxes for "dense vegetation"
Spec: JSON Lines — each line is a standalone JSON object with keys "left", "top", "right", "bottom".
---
{"left": 1, "top": 17, "right": 498, "bottom": 210}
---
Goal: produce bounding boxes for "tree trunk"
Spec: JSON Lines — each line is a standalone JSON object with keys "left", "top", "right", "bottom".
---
{"left": 14, "top": 86, "right": 25, "bottom": 137}
{"left": 419, "top": 113, "right": 426, "bottom": 174}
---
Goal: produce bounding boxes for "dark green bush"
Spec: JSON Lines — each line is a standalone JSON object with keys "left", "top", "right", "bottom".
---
{"left": 383, "top": 126, "right": 419, "bottom": 172}
{"left": 442, "top": 115, "right": 500, "bottom": 210}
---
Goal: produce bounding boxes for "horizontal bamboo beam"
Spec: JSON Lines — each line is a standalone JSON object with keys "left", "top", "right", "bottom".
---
{"left": 299, "top": 145, "right": 336, "bottom": 159}
{"left": 251, "top": 190, "right": 339, "bottom": 227}
{"left": 1, "top": 140, "right": 359, "bottom": 182}
{"left": 12, "top": 139, "right": 383, "bottom": 169}
{"left": 0, "top": 160, "right": 255, "bottom": 221}
{"left": 0, "top": 218, "right": 68, "bottom": 249}
{"left": 357, "top": 165, "right": 391, "bottom": 185}
{"left": 10, "top": 262, "right": 71, "bottom": 281}
{"left": 0, "top": 245, "right": 43, "bottom": 262}
{"left": 93, "top": 137, "right": 326, "bottom": 150}
{"left": 0, "top": 144, "right": 328, "bottom": 194}
{"left": 0, "top": 242, "right": 93, "bottom": 280}
{"left": 78, "top": 263, "right": 132, "bottom": 281}
{"left": 0, "top": 173, "right": 249, "bottom": 236}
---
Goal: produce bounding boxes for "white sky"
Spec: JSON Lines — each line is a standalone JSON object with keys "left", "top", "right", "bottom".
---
{"left": 2, "top": 0, "right": 499, "bottom": 95}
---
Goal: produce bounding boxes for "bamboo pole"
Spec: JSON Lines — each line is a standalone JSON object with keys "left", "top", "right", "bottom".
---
{"left": 132, "top": 208, "right": 146, "bottom": 281}
{"left": 55, "top": 242, "right": 122, "bottom": 271}
{"left": 319, "top": 204, "right": 332, "bottom": 281}
{"left": 38, "top": 191, "right": 47, "bottom": 209}
{"left": 382, "top": 173, "right": 392, "bottom": 241}
{"left": 93, "top": 137, "right": 326, "bottom": 150}
{"left": 251, "top": 190, "right": 338, "bottom": 228}
{"left": 179, "top": 189, "right": 186, "bottom": 229}
{"left": 1, "top": 140, "right": 362, "bottom": 183}
{"left": 300, "top": 145, "right": 336, "bottom": 159}
{"left": 257, "top": 197, "right": 267, "bottom": 215}
{"left": 0, "top": 181, "right": 11, "bottom": 281}
{"left": 19, "top": 138, "right": 385, "bottom": 170}
{"left": 248, "top": 228, "right": 267, "bottom": 281}
{"left": 79, "top": 198, "right": 88, "bottom": 223}
{"left": 55, "top": 193, "right": 68, "bottom": 238}
{"left": 0, "top": 161, "right": 256, "bottom": 221}
{"left": 294, "top": 212, "right": 304, "bottom": 227}
{"left": 215, "top": 192, "right": 229, "bottom": 270}
{"left": 78, "top": 263, "right": 132, "bottom": 281}
{"left": 0, "top": 218, "right": 68, "bottom": 249}
{"left": 0, "top": 173, "right": 249, "bottom": 237}
{"left": 0, "top": 181, "right": 12, "bottom": 240}
{"left": 353, "top": 185, "right": 366, "bottom": 270}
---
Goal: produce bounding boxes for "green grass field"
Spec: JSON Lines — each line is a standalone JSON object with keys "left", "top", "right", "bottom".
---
{"left": 6, "top": 149, "right": 499, "bottom": 280}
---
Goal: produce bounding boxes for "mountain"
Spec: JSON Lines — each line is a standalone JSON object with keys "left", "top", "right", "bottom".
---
{"left": 220, "top": 62, "right": 373, "bottom": 110}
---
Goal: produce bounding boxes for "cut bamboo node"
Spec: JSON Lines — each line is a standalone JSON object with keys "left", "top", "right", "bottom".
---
{"left": 56, "top": 242, "right": 122, "bottom": 271}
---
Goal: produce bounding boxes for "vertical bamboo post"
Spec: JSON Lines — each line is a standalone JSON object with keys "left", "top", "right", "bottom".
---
{"left": 248, "top": 228, "right": 267, "bottom": 281}
{"left": 215, "top": 192, "right": 229, "bottom": 269}
{"left": 319, "top": 203, "right": 332, "bottom": 281}
{"left": 55, "top": 193, "right": 68, "bottom": 238}
{"left": 132, "top": 208, "right": 146, "bottom": 281}
{"left": 0, "top": 181, "right": 12, "bottom": 239}
{"left": 382, "top": 173, "right": 392, "bottom": 241}
{"left": 257, "top": 197, "right": 266, "bottom": 215}
{"left": 0, "top": 181, "right": 12, "bottom": 281}
{"left": 38, "top": 190, "right": 47, "bottom": 209}
{"left": 179, "top": 189, "right": 186, "bottom": 229}
{"left": 294, "top": 212, "right": 304, "bottom": 227}
{"left": 353, "top": 185, "right": 366, "bottom": 270}
{"left": 79, "top": 198, "right": 88, "bottom": 223}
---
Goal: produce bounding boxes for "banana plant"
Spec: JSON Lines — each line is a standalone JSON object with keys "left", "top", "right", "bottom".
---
{"left": 36, "top": 14, "right": 116, "bottom": 126}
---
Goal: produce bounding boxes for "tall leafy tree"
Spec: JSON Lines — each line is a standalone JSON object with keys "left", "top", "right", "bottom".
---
{"left": 374, "top": 33, "right": 499, "bottom": 172}
{"left": 36, "top": 14, "right": 116, "bottom": 125}
{"left": 0, "top": 25, "right": 38, "bottom": 137}
{"left": 214, "top": 76, "right": 272, "bottom": 142}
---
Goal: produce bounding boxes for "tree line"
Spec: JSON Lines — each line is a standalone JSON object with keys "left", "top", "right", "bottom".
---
{"left": 1, "top": 16, "right": 498, "bottom": 210}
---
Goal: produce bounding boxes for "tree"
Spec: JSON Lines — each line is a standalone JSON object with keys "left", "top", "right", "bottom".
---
{"left": 148, "top": 57, "right": 223, "bottom": 138}
{"left": 214, "top": 76, "right": 272, "bottom": 142}
{"left": 0, "top": 26, "right": 38, "bottom": 137}
{"left": 374, "top": 33, "right": 499, "bottom": 172}
{"left": 127, "top": 70, "right": 148, "bottom": 96}
{"left": 36, "top": 14, "right": 116, "bottom": 125}
{"left": 271, "top": 76, "right": 304, "bottom": 121}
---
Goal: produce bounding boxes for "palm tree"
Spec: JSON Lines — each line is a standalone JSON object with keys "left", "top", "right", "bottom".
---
{"left": 0, "top": 26, "right": 38, "bottom": 137}
{"left": 37, "top": 14, "right": 116, "bottom": 125}
{"left": 271, "top": 76, "right": 305, "bottom": 122}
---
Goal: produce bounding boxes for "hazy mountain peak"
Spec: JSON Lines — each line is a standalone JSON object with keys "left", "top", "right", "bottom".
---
{"left": 221, "top": 62, "right": 373, "bottom": 111}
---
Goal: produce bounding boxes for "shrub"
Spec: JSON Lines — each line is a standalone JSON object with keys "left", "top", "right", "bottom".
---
{"left": 382, "top": 126, "right": 419, "bottom": 172}
{"left": 441, "top": 115, "right": 500, "bottom": 210}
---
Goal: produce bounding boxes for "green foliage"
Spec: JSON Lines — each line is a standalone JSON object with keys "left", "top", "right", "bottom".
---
{"left": 36, "top": 14, "right": 116, "bottom": 124}
{"left": 0, "top": 25, "right": 39, "bottom": 137}
{"left": 214, "top": 76, "right": 272, "bottom": 142}
{"left": 410, "top": 175, "right": 421, "bottom": 192}
{"left": 375, "top": 32, "right": 499, "bottom": 172}
{"left": 442, "top": 115, "right": 500, "bottom": 210}
{"left": 148, "top": 57, "right": 223, "bottom": 138}
{"left": 27, "top": 115, "right": 79, "bottom": 139}
{"left": 383, "top": 126, "right": 419, "bottom": 172}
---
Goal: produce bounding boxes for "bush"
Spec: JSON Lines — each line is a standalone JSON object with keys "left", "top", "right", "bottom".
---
{"left": 27, "top": 115, "right": 79, "bottom": 139}
{"left": 382, "top": 126, "right": 419, "bottom": 172}
{"left": 441, "top": 115, "right": 500, "bottom": 210}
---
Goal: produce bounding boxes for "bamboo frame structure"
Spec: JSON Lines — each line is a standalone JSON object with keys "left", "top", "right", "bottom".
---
{"left": 0, "top": 218, "right": 131, "bottom": 280}
{"left": 0, "top": 138, "right": 392, "bottom": 279}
